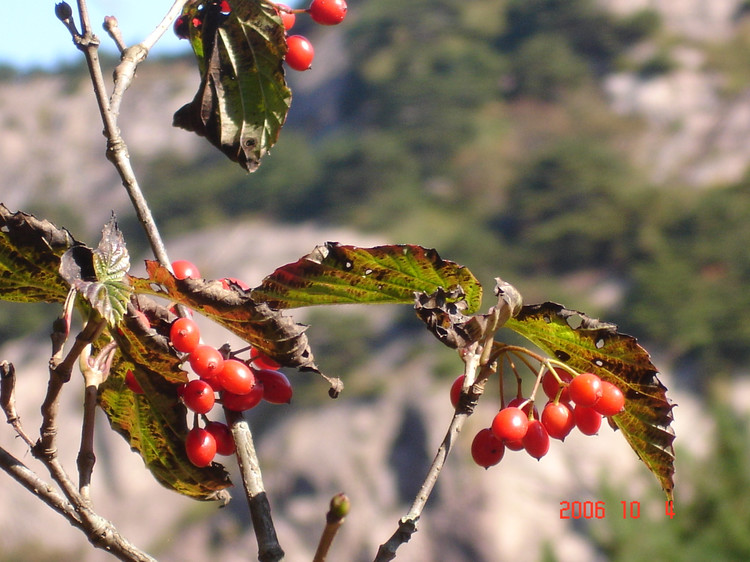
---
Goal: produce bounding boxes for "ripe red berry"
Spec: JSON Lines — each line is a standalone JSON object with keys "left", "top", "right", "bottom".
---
{"left": 222, "top": 384, "right": 264, "bottom": 411}
{"left": 275, "top": 4, "right": 296, "bottom": 31}
{"left": 504, "top": 438, "right": 525, "bottom": 451}
{"left": 569, "top": 372, "right": 603, "bottom": 407}
{"left": 254, "top": 368, "right": 293, "bottom": 404}
{"left": 491, "top": 407, "right": 529, "bottom": 442}
{"left": 574, "top": 405, "right": 602, "bottom": 435}
{"left": 170, "top": 317, "right": 201, "bottom": 354}
{"left": 173, "top": 14, "right": 189, "bottom": 39}
{"left": 471, "top": 428, "right": 505, "bottom": 468}
{"left": 507, "top": 396, "right": 539, "bottom": 420}
{"left": 250, "top": 346, "right": 281, "bottom": 370}
{"left": 217, "top": 359, "right": 256, "bottom": 395}
{"left": 185, "top": 427, "right": 217, "bottom": 467}
{"left": 594, "top": 381, "right": 625, "bottom": 416}
{"left": 522, "top": 420, "right": 550, "bottom": 460}
{"left": 449, "top": 375, "right": 466, "bottom": 409}
{"left": 308, "top": 0, "right": 347, "bottom": 25}
{"left": 286, "top": 35, "right": 314, "bottom": 71}
{"left": 221, "top": 277, "right": 251, "bottom": 291}
{"left": 542, "top": 368, "right": 573, "bottom": 403}
{"left": 182, "top": 379, "right": 216, "bottom": 414}
{"left": 172, "top": 259, "right": 201, "bottom": 280}
{"left": 541, "top": 401, "right": 575, "bottom": 440}
{"left": 205, "top": 421, "right": 235, "bottom": 456}
{"left": 125, "top": 370, "right": 144, "bottom": 394}
{"left": 188, "top": 345, "right": 225, "bottom": 380}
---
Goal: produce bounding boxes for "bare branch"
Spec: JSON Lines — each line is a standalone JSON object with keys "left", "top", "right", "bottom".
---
{"left": 224, "top": 408, "right": 285, "bottom": 562}
{"left": 1, "top": 445, "right": 157, "bottom": 561}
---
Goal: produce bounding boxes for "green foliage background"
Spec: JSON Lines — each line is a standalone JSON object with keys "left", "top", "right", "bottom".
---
{"left": 127, "top": 0, "right": 748, "bottom": 381}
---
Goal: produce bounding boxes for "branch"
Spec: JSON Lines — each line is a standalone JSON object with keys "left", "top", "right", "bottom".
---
{"left": 1, "top": 361, "right": 35, "bottom": 447}
{"left": 313, "top": 493, "right": 350, "bottom": 562}
{"left": 224, "top": 408, "right": 285, "bottom": 562}
{"left": 375, "top": 280, "right": 521, "bottom": 560}
{"left": 56, "top": 0, "right": 174, "bottom": 268}
{"left": 0, "top": 445, "right": 157, "bottom": 561}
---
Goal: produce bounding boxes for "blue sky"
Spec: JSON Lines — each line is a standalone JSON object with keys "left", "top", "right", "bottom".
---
{"left": 4, "top": 2, "right": 195, "bottom": 70}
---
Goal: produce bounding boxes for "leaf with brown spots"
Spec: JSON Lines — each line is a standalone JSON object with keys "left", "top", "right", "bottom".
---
{"left": 251, "top": 243, "right": 483, "bottom": 313}
{"left": 505, "top": 302, "right": 675, "bottom": 500}
{"left": 0, "top": 204, "right": 77, "bottom": 303}
{"left": 131, "top": 261, "right": 319, "bottom": 373}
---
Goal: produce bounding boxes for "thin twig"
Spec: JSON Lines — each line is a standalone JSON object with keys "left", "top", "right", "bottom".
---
{"left": 376, "top": 281, "right": 522, "bottom": 560}
{"left": 1, "top": 361, "right": 35, "bottom": 448}
{"left": 224, "top": 408, "right": 285, "bottom": 562}
{"left": 0, "top": 445, "right": 157, "bottom": 561}
{"left": 76, "top": 341, "right": 116, "bottom": 503}
{"left": 313, "top": 493, "right": 350, "bottom": 562}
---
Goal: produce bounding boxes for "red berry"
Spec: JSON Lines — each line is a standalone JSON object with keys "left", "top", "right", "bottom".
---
{"left": 449, "top": 375, "right": 466, "bottom": 409}
{"left": 205, "top": 421, "right": 235, "bottom": 456}
{"left": 170, "top": 317, "right": 201, "bottom": 354}
{"left": 308, "top": 0, "right": 347, "bottom": 25}
{"left": 491, "top": 407, "right": 529, "bottom": 442}
{"left": 286, "top": 35, "right": 314, "bottom": 71}
{"left": 250, "top": 346, "right": 281, "bottom": 370}
{"left": 569, "top": 372, "right": 603, "bottom": 407}
{"left": 173, "top": 15, "right": 189, "bottom": 39}
{"left": 541, "top": 401, "right": 575, "bottom": 440}
{"left": 222, "top": 384, "right": 264, "bottom": 411}
{"left": 276, "top": 4, "right": 296, "bottom": 31}
{"left": 471, "top": 428, "right": 505, "bottom": 468}
{"left": 504, "top": 438, "right": 525, "bottom": 451}
{"left": 182, "top": 379, "right": 216, "bottom": 414}
{"left": 125, "top": 370, "right": 144, "bottom": 394}
{"left": 522, "top": 420, "right": 550, "bottom": 459}
{"left": 185, "top": 427, "right": 217, "bottom": 467}
{"left": 217, "top": 359, "right": 256, "bottom": 395}
{"left": 172, "top": 259, "right": 201, "bottom": 280}
{"left": 594, "top": 381, "right": 625, "bottom": 416}
{"left": 188, "top": 345, "right": 225, "bottom": 380}
{"left": 254, "top": 368, "right": 293, "bottom": 404}
{"left": 507, "top": 396, "right": 539, "bottom": 419}
{"left": 542, "top": 368, "right": 573, "bottom": 403}
{"left": 574, "top": 405, "right": 602, "bottom": 435}
{"left": 221, "top": 277, "right": 251, "bottom": 291}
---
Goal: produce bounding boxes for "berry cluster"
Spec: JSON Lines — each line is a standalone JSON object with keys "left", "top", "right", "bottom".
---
{"left": 173, "top": 0, "right": 348, "bottom": 73}
{"left": 274, "top": 0, "right": 349, "bottom": 72}
{"left": 455, "top": 367, "right": 625, "bottom": 469}
{"left": 125, "top": 260, "right": 293, "bottom": 468}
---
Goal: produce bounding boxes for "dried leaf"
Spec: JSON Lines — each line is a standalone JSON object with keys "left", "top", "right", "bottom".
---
{"left": 131, "top": 261, "right": 319, "bottom": 372}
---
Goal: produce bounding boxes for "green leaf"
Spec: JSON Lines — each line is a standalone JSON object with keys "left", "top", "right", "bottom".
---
{"left": 98, "top": 305, "right": 231, "bottom": 501}
{"left": 131, "top": 261, "right": 320, "bottom": 373}
{"left": 174, "top": 0, "right": 291, "bottom": 172}
{"left": 0, "top": 204, "right": 77, "bottom": 303}
{"left": 505, "top": 303, "right": 676, "bottom": 500}
{"left": 251, "top": 243, "right": 483, "bottom": 313}
{"left": 59, "top": 215, "right": 132, "bottom": 325}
